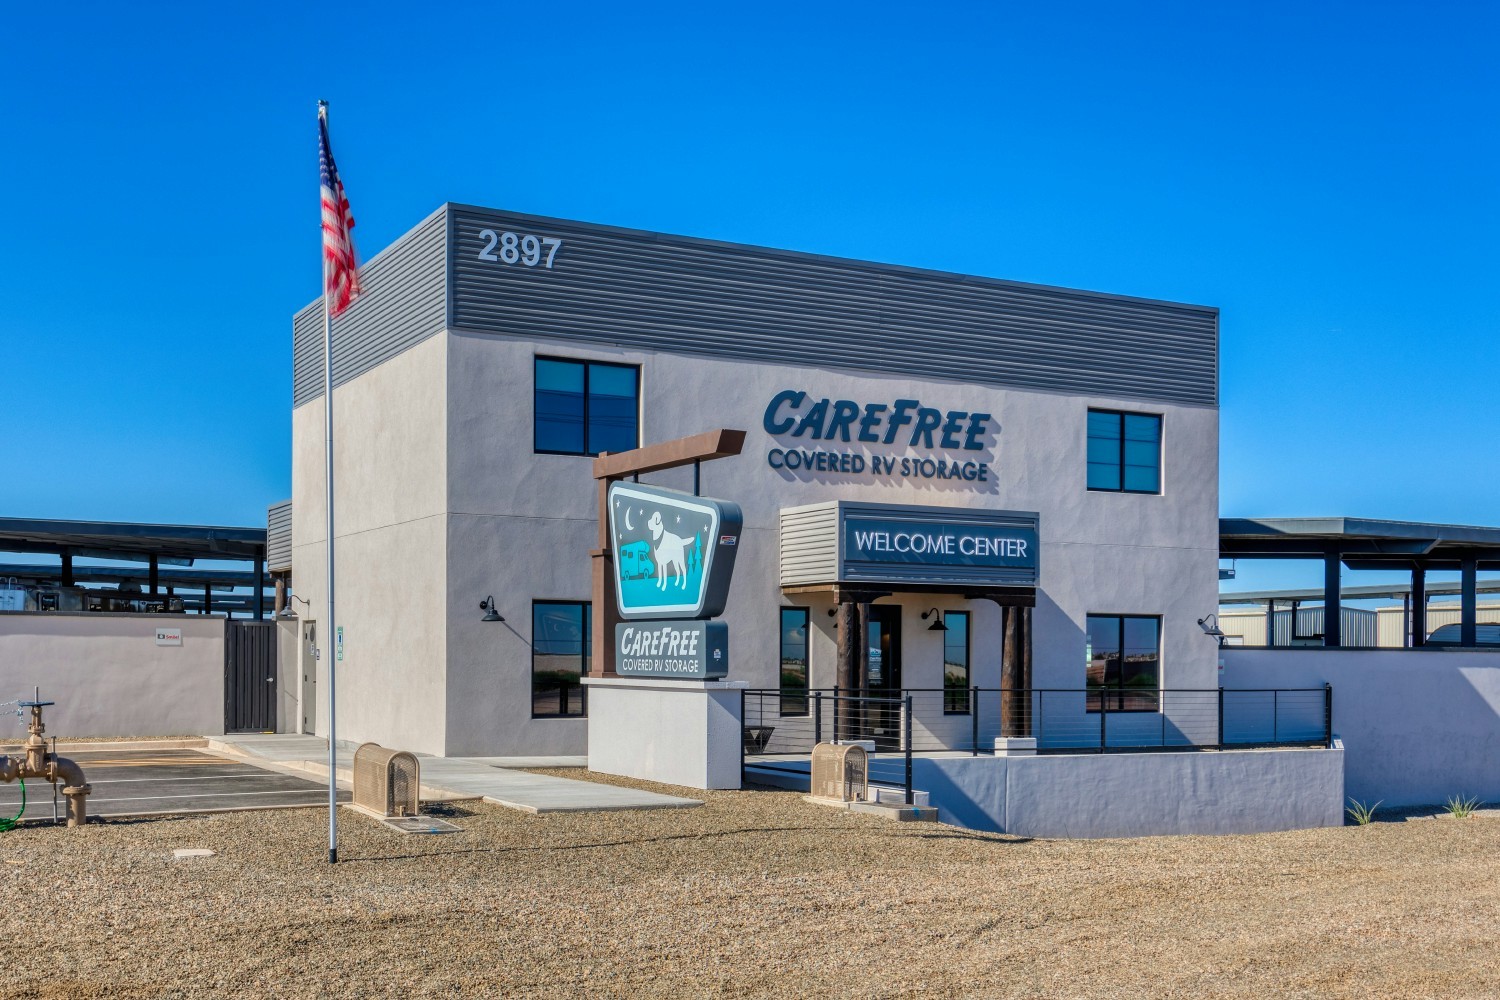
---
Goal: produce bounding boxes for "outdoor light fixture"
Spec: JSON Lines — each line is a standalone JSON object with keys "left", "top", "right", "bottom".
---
{"left": 1197, "top": 614, "right": 1226, "bottom": 638}
{"left": 921, "top": 608, "right": 948, "bottom": 632}
{"left": 480, "top": 596, "right": 504, "bottom": 623}
{"left": 278, "top": 595, "right": 311, "bottom": 620}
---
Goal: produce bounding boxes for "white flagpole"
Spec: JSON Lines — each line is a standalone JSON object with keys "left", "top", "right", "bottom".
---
{"left": 320, "top": 98, "right": 339, "bottom": 865}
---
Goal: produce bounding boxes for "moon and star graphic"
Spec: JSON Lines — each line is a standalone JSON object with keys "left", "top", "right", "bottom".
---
{"left": 611, "top": 497, "right": 710, "bottom": 592}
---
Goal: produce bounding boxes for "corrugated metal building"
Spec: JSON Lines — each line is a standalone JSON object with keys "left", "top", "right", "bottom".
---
{"left": 1219, "top": 607, "right": 1378, "bottom": 647}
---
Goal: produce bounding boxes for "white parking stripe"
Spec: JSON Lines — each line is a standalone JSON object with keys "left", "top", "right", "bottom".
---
{"left": 92, "top": 789, "right": 332, "bottom": 803}
{"left": 81, "top": 772, "right": 292, "bottom": 785}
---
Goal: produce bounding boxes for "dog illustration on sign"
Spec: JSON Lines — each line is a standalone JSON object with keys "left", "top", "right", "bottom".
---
{"left": 648, "top": 510, "right": 695, "bottom": 591}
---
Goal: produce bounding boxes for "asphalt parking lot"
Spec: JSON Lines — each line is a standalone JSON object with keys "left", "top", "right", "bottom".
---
{"left": 0, "top": 748, "right": 346, "bottom": 822}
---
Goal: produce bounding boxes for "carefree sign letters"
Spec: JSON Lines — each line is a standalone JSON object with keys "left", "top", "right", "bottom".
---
{"left": 615, "top": 621, "right": 729, "bottom": 680}
{"left": 763, "top": 390, "right": 996, "bottom": 484}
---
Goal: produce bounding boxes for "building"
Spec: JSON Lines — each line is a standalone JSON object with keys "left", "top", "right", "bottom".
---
{"left": 288, "top": 204, "right": 1223, "bottom": 759}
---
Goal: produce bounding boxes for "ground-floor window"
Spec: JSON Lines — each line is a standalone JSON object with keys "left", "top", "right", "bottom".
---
{"left": 532, "top": 601, "right": 591, "bottom": 718}
{"left": 1086, "top": 614, "right": 1160, "bottom": 712}
{"left": 943, "top": 610, "right": 971, "bottom": 713}
{"left": 780, "top": 607, "right": 809, "bottom": 716}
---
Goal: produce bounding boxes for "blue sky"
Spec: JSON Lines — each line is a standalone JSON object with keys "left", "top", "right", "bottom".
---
{"left": 2, "top": 3, "right": 1495, "bottom": 594}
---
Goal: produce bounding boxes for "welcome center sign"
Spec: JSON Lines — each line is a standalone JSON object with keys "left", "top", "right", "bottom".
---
{"left": 841, "top": 507, "right": 1039, "bottom": 587}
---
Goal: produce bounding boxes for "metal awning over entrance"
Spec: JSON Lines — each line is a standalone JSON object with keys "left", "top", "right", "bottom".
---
{"left": 779, "top": 500, "right": 1040, "bottom": 700}
{"left": 779, "top": 501, "right": 1040, "bottom": 595}
{"left": 1220, "top": 517, "right": 1500, "bottom": 648}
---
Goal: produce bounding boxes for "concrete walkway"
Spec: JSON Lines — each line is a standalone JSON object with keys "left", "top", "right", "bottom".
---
{"left": 206, "top": 734, "right": 701, "bottom": 815}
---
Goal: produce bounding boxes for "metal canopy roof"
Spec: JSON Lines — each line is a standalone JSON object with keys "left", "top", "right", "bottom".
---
{"left": 1220, "top": 517, "right": 1500, "bottom": 568}
{"left": 1221, "top": 581, "right": 1500, "bottom": 605}
{"left": 0, "top": 563, "right": 269, "bottom": 591}
{"left": 0, "top": 517, "right": 266, "bottom": 562}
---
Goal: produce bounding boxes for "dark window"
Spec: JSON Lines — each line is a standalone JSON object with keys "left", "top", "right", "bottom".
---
{"left": 1086, "top": 614, "right": 1160, "bottom": 712}
{"left": 779, "top": 607, "right": 809, "bottom": 716}
{"left": 943, "top": 611, "right": 971, "bottom": 713}
{"left": 532, "top": 601, "right": 591, "bottom": 718}
{"left": 1087, "top": 409, "right": 1161, "bottom": 494}
{"left": 534, "top": 357, "right": 639, "bottom": 456}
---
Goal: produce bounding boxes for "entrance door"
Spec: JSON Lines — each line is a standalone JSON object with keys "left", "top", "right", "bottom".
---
{"left": 865, "top": 606, "right": 903, "bottom": 750}
{"left": 300, "top": 621, "right": 317, "bottom": 735}
{"left": 225, "top": 621, "right": 278, "bottom": 733}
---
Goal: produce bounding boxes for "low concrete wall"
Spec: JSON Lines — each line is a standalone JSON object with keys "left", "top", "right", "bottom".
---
{"left": 912, "top": 745, "right": 1344, "bottom": 837}
{"left": 1224, "top": 647, "right": 1500, "bottom": 807}
{"left": 585, "top": 677, "right": 745, "bottom": 789}
{"left": 0, "top": 612, "right": 226, "bottom": 737}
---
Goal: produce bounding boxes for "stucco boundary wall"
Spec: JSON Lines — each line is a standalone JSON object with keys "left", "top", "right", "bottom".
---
{"left": 0, "top": 612, "right": 225, "bottom": 738}
{"left": 1223, "top": 648, "right": 1500, "bottom": 807}
{"left": 911, "top": 745, "right": 1344, "bottom": 837}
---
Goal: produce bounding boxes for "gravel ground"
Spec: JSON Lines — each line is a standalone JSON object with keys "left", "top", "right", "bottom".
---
{"left": 1, "top": 769, "right": 1498, "bottom": 999}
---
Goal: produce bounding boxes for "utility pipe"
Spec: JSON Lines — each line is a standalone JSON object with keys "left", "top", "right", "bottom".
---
{"left": 0, "top": 701, "right": 89, "bottom": 827}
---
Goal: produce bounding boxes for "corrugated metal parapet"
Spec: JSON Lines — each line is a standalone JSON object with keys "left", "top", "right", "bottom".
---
{"left": 288, "top": 202, "right": 1218, "bottom": 410}
{"left": 266, "top": 500, "right": 292, "bottom": 573}
{"left": 446, "top": 204, "right": 1218, "bottom": 408}
{"left": 292, "top": 205, "right": 449, "bottom": 408}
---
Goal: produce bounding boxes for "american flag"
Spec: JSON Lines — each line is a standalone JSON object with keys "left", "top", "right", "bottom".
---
{"left": 318, "top": 103, "right": 361, "bottom": 317}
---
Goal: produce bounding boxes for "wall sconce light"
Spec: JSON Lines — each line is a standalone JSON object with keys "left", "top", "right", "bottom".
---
{"left": 921, "top": 608, "right": 948, "bottom": 632}
{"left": 1197, "top": 614, "right": 1225, "bottom": 639}
{"left": 480, "top": 596, "right": 504, "bottom": 623}
{"left": 278, "top": 595, "right": 311, "bottom": 620}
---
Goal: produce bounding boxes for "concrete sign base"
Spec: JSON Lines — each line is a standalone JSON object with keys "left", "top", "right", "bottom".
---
{"left": 583, "top": 677, "right": 748, "bottom": 790}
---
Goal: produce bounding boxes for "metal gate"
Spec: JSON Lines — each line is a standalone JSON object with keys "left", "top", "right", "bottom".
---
{"left": 226, "top": 621, "right": 278, "bottom": 732}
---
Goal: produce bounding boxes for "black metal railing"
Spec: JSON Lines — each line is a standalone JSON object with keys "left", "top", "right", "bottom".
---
{"left": 741, "top": 690, "right": 914, "bottom": 804}
{"left": 741, "top": 685, "right": 1332, "bottom": 767}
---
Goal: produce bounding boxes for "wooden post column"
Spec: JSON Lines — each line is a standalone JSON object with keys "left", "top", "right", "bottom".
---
{"left": 1020, "top": 606, "right": 1033, "bottom": 736}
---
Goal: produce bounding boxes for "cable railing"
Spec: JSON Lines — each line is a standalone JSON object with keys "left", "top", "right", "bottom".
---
{"left": 741, "top": 685, "right": 1332, "bottom": 762}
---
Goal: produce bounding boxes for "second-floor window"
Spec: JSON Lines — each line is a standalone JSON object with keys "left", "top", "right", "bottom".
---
{"left": 535, "top": 357, "right": 640, "bottom": 456}
{"left": 1087, "top": 409, "right": 1161, "bottom": 494}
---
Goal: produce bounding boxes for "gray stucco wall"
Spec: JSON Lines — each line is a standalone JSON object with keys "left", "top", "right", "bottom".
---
{"left": 291, "top": 333, "right": 449, "bottom": 756}
{"left": 438, "top": 330, "right": 1219, "bottom": 757}
{"left": 0, "top": 613, "right": 225, "bottom": 737}
{"left": 1223, "top": 648, "right": 1500, "bottom": 807}
{"left": 912, "top": 745, "right": 1345, "bottom": 838}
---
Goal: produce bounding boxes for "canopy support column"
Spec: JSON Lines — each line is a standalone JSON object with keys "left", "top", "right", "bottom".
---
{"left": 253, "top": 546, "right": 265, "bottom": 621}
{"left": 1322, "top": 549, "right": 1342, "bottom": 647}
{"left": 1461, "top": 556, "right": 1478, "bottom": 647}
{"left": 1411, "top": 566, "right": 1426, "bottom": 647}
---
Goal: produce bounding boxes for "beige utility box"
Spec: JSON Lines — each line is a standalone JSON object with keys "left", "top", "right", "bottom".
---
{"left": 810, "top": 742, "right": 869, "bottom": 804}
{"left": 351, "top": 743, "right": 420, "bottom": 818}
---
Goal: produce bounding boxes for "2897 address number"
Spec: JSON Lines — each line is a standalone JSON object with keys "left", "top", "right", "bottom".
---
{"left": 476, "top": 229, "right": 563, "bottom": 268}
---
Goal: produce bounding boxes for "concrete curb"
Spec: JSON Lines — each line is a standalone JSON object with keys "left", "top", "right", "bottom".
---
{"left": 205, "top": 740, "right": 701, "bottom": 814}
{"left": 0, "top": 738, "right": 210, "bottom": 754}
{"left": 203, "top": 740, "right": 475, "bottom": 804}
